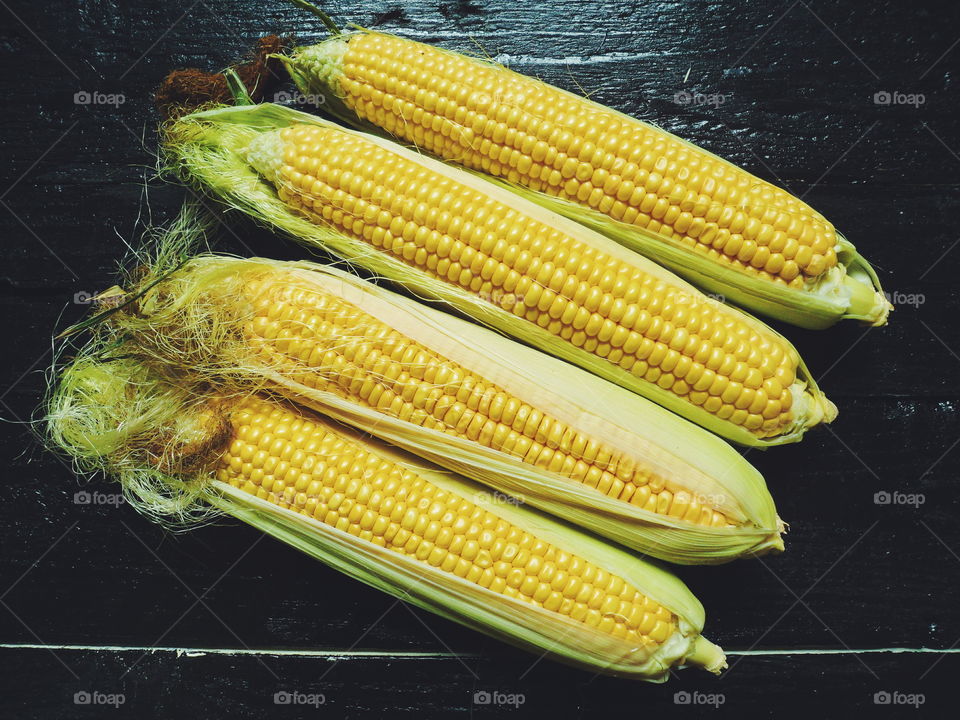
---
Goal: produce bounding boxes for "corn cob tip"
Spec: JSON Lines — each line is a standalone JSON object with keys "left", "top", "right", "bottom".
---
{"left": 767, "top": 519, "right": 787, "bottom": 554}
{"left": 814, "top": 395, "right": 839, "bottom": 425}
{"left": 868, "top": 290, "right": 894, "bottom": 327}
{"left": 685, "top": 636, "right": 727, "bottom": 675}
{"left": 793, "top": 384, "right": 838, "bottom": 429}
{"left": 746, "top": 521, "right": 785, "bottom": 558}
{"left": 292, "top": 37, "right": 348, "bottom": 88}
{"left": 246, "top": 129, "right": 285, "bottom": 183}
{"left": 842, "top": 272, "right": 892, "bottom": 327}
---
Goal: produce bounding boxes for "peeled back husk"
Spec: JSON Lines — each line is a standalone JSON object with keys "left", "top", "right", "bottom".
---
{"left": 161, "top": 102, "right": 836, "bottom": 447}
{"left": 98, "top": 251, "right": 785, "bottom": 564}
{"left": 283, "top": 30, "right": 891, "bottom": 330}
{"left": 45, "top": 353, "right": 726, "bottom": 681}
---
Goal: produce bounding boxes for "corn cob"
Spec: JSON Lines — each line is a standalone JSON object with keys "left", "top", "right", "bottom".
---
{"left": 46, "top": 354, "right": 727, "bottom": 680}
{"left": 163, "top": 103, "right": 835, "bottom": 446}
{"left": 283, "top": 29, "right": 890, "bottom": 330}
{"left": 97, "top": 250, "right": 783, "bottom": 564}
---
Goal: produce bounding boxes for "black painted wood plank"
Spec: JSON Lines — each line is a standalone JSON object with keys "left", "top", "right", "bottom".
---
{"left": 1, "top": 0, "right": 959, "bottom": 712}
{"left": 0, "top": 646, "right": 953, "bottom": 719}
{"left": 1, "top": 393, "right": 958, "bottom": 651}
{"left": 3, "top": 202, "right": 960, "bottom": 404}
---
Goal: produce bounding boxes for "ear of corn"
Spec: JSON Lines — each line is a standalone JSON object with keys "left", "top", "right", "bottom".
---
{"left": 46, "top": 354, "right": 727, "bottom": 681}
{"left": 163, "top": 102, "right": 835, "bottom": 447}
{"left": 282, "top": 31, "right": 890, "bottom": 330}
{"left": 100, "top": 249, "right": 784, "bottom": 564}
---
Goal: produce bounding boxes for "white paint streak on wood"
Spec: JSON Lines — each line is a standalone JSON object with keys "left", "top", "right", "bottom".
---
{"left": 1, "top": 643, "right": 958, "bottom": 658}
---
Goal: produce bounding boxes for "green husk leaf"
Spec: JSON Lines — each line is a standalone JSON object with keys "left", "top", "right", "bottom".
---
{"left": 285, "top": 0, "right": 342, "bottom": 35}
{"left": 223, "top": 67, "right": 254, "bottom": 106}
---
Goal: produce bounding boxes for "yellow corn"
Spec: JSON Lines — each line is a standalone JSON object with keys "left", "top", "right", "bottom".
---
{"left": 247, "top": 275, "right": 730, "bottom": 527}
{"left": 285, "top": 30, "right": 890, "bottom": 329}
{"left": 246, "top": 123, "right": 829, "bottom": 439}
{"left": 165, "top": 104, "right": 835, "bottom": 444}
{"left": 224, "top": 395, "right": 678, "bottom": 643}
{"left": 106, "top": 253, "right": 783, "bottom": 563}
{"left": 47, "top": 355, "right": 727, "bottom": 680}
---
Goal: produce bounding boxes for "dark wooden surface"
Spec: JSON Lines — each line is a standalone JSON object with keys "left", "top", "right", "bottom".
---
{"left": 2, "top": 0, "right": 959, "bottom": 717}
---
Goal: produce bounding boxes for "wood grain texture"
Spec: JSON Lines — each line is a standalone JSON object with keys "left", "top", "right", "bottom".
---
{"left": 2, "top": 0, "right": 959, "bottom": 716}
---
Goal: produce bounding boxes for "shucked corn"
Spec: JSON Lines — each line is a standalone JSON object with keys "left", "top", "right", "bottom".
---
{"left": 285, "top": 29, "right": 890, "bottom": 329}
{"left": 248, "top": 275, "right": 733, "bottom": 526}
{"left": 102, "top": 252, "right": 782, "bottom": 563}
{"left": 225, "top": 395, "right": 679, "bottom": 642}
{"left": 46, "top": 354, "right": 727, "bottom": 680}
{"left": 298, "top": 34, "right": 828, "bottom": 286}
{"left": 252, "top": 125, "right": 800, "bottom": 436}
{"left": 164, "top": 103, "right": 835, "bottom": 446}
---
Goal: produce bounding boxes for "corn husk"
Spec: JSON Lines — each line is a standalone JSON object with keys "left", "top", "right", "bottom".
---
{"left": 45, "top": 353, "right": 726, "bottom": 681}
{"left": 283, "top": 30, "right": 891, "bottom": 330}
{"left": 91, "top": 247, "right": 784, "bottom": 564}
{"left": 162, "top": 102, "right": 835, "bottom": 447}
